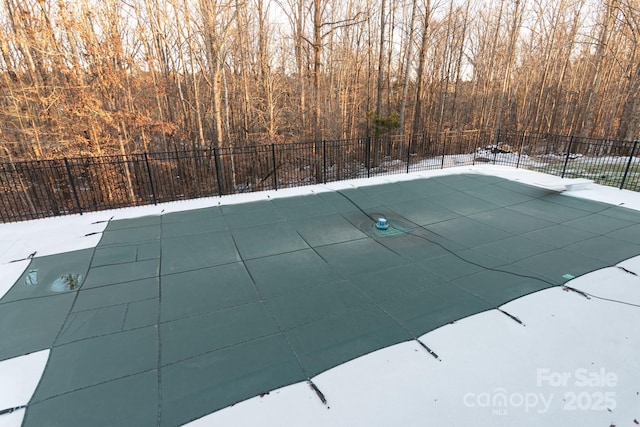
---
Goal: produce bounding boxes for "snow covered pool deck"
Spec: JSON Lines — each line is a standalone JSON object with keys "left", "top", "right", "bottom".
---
{"left": 1, "top": 165, "right": 639, "bottom": 426}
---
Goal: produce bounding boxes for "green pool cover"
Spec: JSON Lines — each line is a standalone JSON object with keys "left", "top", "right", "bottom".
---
{"left": 2, "top": 174, "right": 640, "bottom": 426}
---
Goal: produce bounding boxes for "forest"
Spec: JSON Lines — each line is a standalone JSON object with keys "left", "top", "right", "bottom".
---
{"left": 1, "top": 0, "right": 639, "bottom": 162}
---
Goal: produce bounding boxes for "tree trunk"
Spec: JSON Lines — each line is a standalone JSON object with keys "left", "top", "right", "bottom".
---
{"left": 376, "top": 0, "right": 386, "bottom": 117}
{"left": 579, "top": 0, "right": 618, "bottom": 137}
{"left": 399, "top": 0, "right": 417, "bottom": 133}
{"left": 412, "top": 0, "right": 432, "bottom": 137}
{"left": 494, "top": 0, "right": 523, "bottom": 134}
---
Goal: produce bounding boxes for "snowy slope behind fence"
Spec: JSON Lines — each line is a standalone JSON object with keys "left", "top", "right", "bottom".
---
{"left": 1, "top": 130, "right": 639, "bottom": 222}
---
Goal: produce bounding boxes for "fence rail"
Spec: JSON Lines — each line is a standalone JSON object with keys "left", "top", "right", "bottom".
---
{"left": 1, "top": 129, "right": 639, "bottom": 223}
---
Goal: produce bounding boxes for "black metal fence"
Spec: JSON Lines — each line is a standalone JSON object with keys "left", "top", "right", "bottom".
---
{"left": 1, "top": 129, "right": 639, "bottom": 223}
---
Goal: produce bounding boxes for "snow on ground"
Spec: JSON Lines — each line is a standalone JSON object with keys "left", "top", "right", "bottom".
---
{"left": 1, "top": 165, "right": 640, "bottom": 426}
{"left": 0, "top": 350, "right": 49, "bottom": 427}
{"left": 568, "top": 264, "right": 640, "bottom": 306}
{"left": 371, "top": 151, "right": 551, "bottom": 175}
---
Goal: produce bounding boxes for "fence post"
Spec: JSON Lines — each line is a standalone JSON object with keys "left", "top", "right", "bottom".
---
{"left": 492, "top": 129, "right": 501, "bottom": 164}
{"left": 322, "top": 140, "right": 327, "bottom": 184}
{"left": 516, "top": 131, "right": 525, "bottom": 169}
{"left": 366, "top": 136, "right": 371, "bottom": 178}
{"left": 213, "top": 147, "right": 223, "bottom": 196}
{"left": 561, "top": 135, "right": 574, "bottom": 178}
{"left": 143, "top": 152, "right": 157, "bottom": 205}
{"left": 63, "top": 157, "right": 83, "bottom": 215}
{"left": 620, "top": 140, "right": 638, "bottom": 189}
{"left": 406, "top": 136, "right": 411, "bottom": 174}
{"left": 441, "top": 133, "right": 446, "bottom": 169}
{"left": 174, "top": 147, "right": 182, "bottom": 194}
{"left": 271, "top": 143, "right": 278, "bottom": 190}
{"left": 472, "top": 133, "right": 479, "bottom": 165}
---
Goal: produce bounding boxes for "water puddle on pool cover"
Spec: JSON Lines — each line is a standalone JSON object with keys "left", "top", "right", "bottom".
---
{"left": 24, "top": 270, "right": 84, "bottom": 292}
